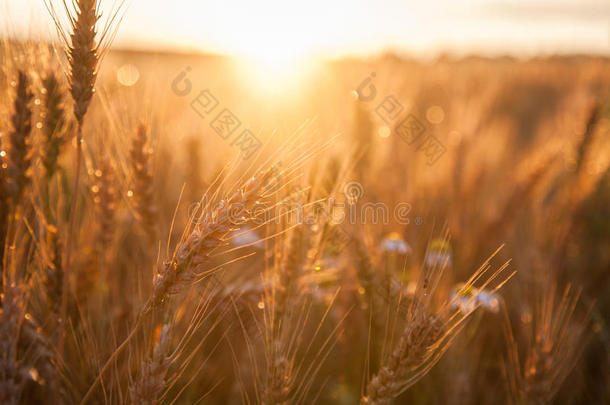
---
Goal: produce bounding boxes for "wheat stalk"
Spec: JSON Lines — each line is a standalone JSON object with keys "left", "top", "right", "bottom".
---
{"left": 48, "top": 0, "right": 103, "bottom": 360}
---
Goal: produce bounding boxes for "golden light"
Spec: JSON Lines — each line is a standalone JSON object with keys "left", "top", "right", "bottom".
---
{"left": 200, "top": 0, "right": 341, "bottom": 96}
{"left": 225, "top": 27, "right": 323, "bottom": 97}
{"left": 117, "top": 64, "right": 140, "bottom": 86}
{"left": 237, "top": 33, "right": 310, "bottom": 72}
{"left": 378, "top": 126, "right": 391, "bottom": 138}
{"left": 233, "top": 53, "right": 320, "bottom": 98}
{"left": 426, "top": 105, "right": 445, "bottom": 124}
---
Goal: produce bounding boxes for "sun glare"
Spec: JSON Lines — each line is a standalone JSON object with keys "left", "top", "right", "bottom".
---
{"left": 241, "top": 41, "right": 306, "bottom": 72}
{"left": 197, "top": 0, "right": 335, "bottom": 95}
{"left": 233, "top": 44, "right": 320, "bottom": 97}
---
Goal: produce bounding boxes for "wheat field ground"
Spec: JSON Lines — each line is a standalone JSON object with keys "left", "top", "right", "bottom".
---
{"left": 1, "top": 2, "right": 610, "bottom": 404}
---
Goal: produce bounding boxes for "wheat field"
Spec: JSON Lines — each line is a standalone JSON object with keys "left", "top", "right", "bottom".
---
{"left": 1, "top": 1, "right": 610, "bottom": 404}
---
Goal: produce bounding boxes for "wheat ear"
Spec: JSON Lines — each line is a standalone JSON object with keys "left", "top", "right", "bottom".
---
{"left": 1, "top": 71, "right": 33, "bottom": 274}
{"left": 147, "top": 166, "right": 277, "bottom": 312}
{"left": 264, "top": 226, "right": 303, "bottom": 405}
{"left": 92, "top": 158, "right": 116, "bottom": 249}
{"left": 129, "top": 325, "right": 172, "bottom": 405}
{"left": 0, "top": 168, "right": 8, "bottom": 276}
{"left": 362, "top": 245, "right": 513, "bottom": 404}
{"left": 20, "top": 314, "right": 60, "bottom": 401}
{"left": 361, "top": 310, "right": 444, "bottom": 405}
{"left": 0, "top": 284, "right": 27, "bottom": 405}
{"left": 274, "top": 225, "right": 303, "bottom": 327}
{"left": 6, "top": 70, "right": 34, "bottom": 204}
{"left": 575, "top": 102, "right": 600, "bottom": 174}
{"left": 130, "top": 124, "right": 158, "bottom": 243}
{"left": 80, "top": 166, "right": 277, "bottom": 404}
{"left": 504, "top": 285, "right": 589, "bottom": 404}
{"left": 44, "top": 231, "right": 63, "bottom": 334}
{"left": 67, "top": 0, "right": 100, "bottom": 128}
{"left": 41, "top": 72, "right": 68, "bottom": 179}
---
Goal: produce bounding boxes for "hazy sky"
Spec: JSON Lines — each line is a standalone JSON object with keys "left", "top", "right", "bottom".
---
{"left": 2, "top": 0, "right": 609, "bottom": 58}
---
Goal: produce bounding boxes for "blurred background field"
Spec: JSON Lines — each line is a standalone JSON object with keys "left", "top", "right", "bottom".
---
{"left": 1, "top": 1, "right": 610, "bottom": 404}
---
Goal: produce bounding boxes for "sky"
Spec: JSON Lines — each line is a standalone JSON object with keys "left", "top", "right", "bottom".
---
{"left": 1, "top": 0, "right": 609, "bottom": 59}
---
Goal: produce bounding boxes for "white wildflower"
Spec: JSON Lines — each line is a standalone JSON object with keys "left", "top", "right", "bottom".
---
{"left": 380, "top": 232, "right": 412, "bottom": 254}
{"left": 424, "top": 238, "right": 452, "bottom": 268}
{"left": 476, "top": 290, "right": 500, "bottom": 313}
{"left": 450, "top": 283, "right": 501, "bottom": 314}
